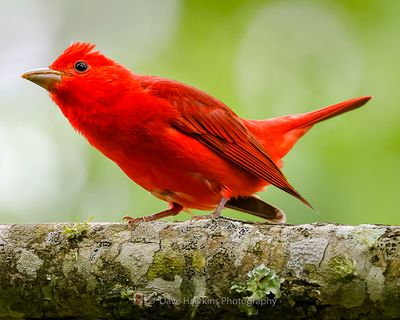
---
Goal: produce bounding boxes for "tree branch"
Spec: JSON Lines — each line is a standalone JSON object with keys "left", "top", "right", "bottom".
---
{"left": 0, "top": 220, "right": 399, "bottom": 319}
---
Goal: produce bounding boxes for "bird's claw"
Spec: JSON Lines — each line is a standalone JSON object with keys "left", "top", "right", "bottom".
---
{"left": 190, "top": 212, "right": 220, "bottom": 224}
{"left": 122, "top": 215, "right": 146, "bottom": 227}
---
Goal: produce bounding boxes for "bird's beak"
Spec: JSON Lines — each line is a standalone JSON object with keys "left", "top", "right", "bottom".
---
{"left": 21, "top": 68, "right": 63, "bottom": 91}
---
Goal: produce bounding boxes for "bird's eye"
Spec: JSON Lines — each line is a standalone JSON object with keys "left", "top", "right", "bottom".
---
{"left": 74, "top": 61, "right": 89, "bottom": 73}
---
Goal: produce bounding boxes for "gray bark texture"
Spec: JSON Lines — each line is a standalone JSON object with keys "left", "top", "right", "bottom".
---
{"left": 0, "top": 220, "right": 399, "bottom": 319}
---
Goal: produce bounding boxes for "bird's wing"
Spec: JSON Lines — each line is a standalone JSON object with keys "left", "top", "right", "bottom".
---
{"left": 141, "top": 77, "right": 310, "bottom": 206}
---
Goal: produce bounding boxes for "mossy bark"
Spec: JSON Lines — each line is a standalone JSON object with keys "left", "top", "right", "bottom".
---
{"left": 0, "top": 220, "right": 399, "bottom": 319}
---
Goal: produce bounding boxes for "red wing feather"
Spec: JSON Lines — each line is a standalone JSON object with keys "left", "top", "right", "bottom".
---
{"left": 141, "top": 77, "right": 311, "bottom": 207}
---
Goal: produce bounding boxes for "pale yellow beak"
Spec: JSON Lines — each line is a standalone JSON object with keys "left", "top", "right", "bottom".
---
{"left": 21, "top": 68, "right": 63, "bottom": 90}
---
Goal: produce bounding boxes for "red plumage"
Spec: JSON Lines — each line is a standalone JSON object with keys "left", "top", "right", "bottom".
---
{"left": 23, "top": 43, "right": 371, "bottom": 223}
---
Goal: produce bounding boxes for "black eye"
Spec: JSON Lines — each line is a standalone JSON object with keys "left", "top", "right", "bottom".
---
{"left": 74, "top": 61, "right": 89, "bottom": 73}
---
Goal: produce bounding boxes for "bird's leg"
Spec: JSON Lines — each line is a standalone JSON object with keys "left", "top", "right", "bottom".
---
{"left": 122, "top": 203, "right": 183, "bottom": 227}
{"left": 191, "top": 195, "right": 228, "bottom": 222}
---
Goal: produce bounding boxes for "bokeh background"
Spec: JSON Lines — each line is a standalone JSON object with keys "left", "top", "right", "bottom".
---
{"left": 1, "top": 0, "right": 399, "bottom": 225}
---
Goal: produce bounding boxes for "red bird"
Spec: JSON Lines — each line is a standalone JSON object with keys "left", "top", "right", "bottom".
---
{"left": 22, "top": 43, "right": 371, "bottom": 224}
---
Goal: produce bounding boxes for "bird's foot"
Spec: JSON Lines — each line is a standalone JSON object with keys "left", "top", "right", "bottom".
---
{"left": 190, "top": 211, "right": 221, "bottom": 223}
{"left": 122, "top": 215, "right": 147, "bottom": 227}
{"left": 122, "top": 203, "right": 183, "bottom": 227}
{"left": 190, "top": 195, "right": 228, "bottom": 223}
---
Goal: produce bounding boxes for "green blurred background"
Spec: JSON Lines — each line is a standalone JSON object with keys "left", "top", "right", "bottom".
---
{"left": 1, "top": 0, "right": 399, "bottom": 225}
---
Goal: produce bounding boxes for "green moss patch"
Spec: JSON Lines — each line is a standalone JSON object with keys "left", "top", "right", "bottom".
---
{"left": 147, "top": 250, "right": 185, "bottom": 281}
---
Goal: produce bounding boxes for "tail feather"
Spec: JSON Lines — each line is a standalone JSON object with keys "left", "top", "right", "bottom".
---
{"left": 246, "top": 96, "right": 372, "bottom": 161}
{"left": 289, "top": 96, "right": 372, "bottom": 130}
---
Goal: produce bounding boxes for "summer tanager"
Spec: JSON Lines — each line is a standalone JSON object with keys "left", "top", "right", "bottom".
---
{"left": 22, "top": 43, "right": 371, "bottom": 224}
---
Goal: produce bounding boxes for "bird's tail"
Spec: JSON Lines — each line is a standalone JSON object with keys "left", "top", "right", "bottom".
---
{"left": 246, "top": 96, "right": 372, "bottom": 161}
{"left": 283, "top": 96, "right": 372, "bottom": 130}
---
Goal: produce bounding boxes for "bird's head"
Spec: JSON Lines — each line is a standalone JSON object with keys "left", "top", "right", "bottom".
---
{"left": 22, "top": 43, "right": 131, "bottom": 113}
